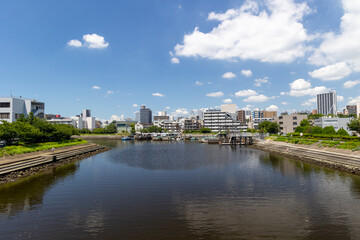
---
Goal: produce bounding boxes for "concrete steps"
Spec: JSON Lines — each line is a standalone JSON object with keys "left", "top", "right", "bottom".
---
{"left": 0, "top": 143, "right": 106, "bottom": 176}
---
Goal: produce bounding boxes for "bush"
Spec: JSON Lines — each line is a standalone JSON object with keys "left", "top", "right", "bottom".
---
{"left": 322, "top": 126, "right": 336, "bottom": 135}
{"left": 336, "top": 128, "right": 349, "bottom": 136}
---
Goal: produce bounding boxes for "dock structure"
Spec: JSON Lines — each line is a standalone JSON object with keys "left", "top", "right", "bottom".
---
{"left": 0, "top": 143, "right": 106, "bottom": 176}
{"left": 220, "top": 133, "right": 253, "bottom": 146}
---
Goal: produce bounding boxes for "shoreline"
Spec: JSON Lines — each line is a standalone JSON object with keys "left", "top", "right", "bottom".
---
{"left": 251, "top": 140, "right": 360, "bottom": 176}
{"left": 0, "top": 144, "right": 109, "bottom": 185}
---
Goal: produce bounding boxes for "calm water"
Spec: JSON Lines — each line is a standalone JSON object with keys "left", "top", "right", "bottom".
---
{"left": 1, "top": 141, "right": 360, "bottom": 239}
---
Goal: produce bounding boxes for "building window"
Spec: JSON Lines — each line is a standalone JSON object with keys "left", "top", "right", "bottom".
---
{"left": 293, "top": 116, "right": 297, "bottom": 120}
{"left": 293, "top": 122, "right": 297, "bottom": 125}
{"left": 293, "top": 127, "right": 296, "bottom": 131}
{"left": 280, "top": 127, "right": 283, "bottom": 130}
{"left": 0, "top": 102, "right": 10, "bottom": 108}
{"left": 279, "top": 116, "right": 283, "bottom": 120}
{"left": 0, "top": 113, "right": 10, "bottom": 119}
{"left": 279, "top": 122, "right": 283, "bottom": 125}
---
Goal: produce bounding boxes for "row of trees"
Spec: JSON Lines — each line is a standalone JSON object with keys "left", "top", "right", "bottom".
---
{"left": 78, "top": 122, "right": 118, "bottom": 134}
{"left": 0, "top": 113, "right": 79, "bottom": 145}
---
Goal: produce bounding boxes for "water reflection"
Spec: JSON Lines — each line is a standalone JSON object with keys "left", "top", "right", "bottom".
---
{"left": 0, "top": 162, "right": 78, "bottom": 218}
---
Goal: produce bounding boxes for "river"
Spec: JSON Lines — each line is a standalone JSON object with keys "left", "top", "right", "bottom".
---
{"left": 1, "top": 141, "right": 360, "bottom": 239}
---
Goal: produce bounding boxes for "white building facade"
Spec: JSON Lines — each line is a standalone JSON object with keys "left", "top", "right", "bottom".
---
{"left": 203, "top": 110, "right": 241, "bottom": 132}
{"left": 314, "top": 117, "right": 353, "bottom": 134}
{"left": 0, "top": 97, "right": 45, "bottom": 123}
{"left": 317, "top": 91, "right": 337, "bottom": 115}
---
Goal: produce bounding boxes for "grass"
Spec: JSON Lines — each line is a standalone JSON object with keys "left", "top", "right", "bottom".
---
{"left": 336, "top": 142, "right": 360, "bottom": 151}
{"left": 0, "top": 139, "right": 87, "bottom": 157}
{"left": 318, "top": 140, "right": 340, "bottom": 148}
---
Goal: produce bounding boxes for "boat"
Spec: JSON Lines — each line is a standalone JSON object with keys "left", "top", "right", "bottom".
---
{"left": 121, "top": 136, "right": 133, "bottom": 141}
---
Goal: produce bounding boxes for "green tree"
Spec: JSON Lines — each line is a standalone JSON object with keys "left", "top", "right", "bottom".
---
{"left": 300, "top": 119, "right": 311, "bottom": 127}
{"left": 336, "top": 128, "right": 349, "bottom": 136}
{"left": 201, "top": 128, "right": 211, "bottom": 133}
{"left": 308, "top": 113, "right": 324, "bottom": 120}
{"left": 266, "top": 122, "right": 280, "bottom": 134}
{"left": 310, "top": 126, "right": 323, "bottom": 134}
{"left": 348, "top": 118, "right": 360, "bottom": 134}
{"left": 0, "top": 121, "right": 17, "bottom": 145}
{"left": 104, "top": 122, "right": 117, "bottom": 134}
{"left": 322, "top": 126, "right": 336, "bottom": 135}
{"left": 129, "top": 123, "right": 135, "bottom": 134}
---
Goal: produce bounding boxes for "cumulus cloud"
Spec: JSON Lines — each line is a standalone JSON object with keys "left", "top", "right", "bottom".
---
{"left": 301, "top": 97, "right": 316, "bottom": 106}
{"left": 92, "top": 85, "right": 101, "bottom": 90}
{"left": 68, "top": 39, "right": 82, "bottom": 47}
{"left": 241, "top": 69, "right": 252, "bottom": 77}
{"left": 281, "top": 102, "right": 288, "bottom": 105}
{"left": 265, "top": 105, "right": 279, "bottom": 111}
{"left": 106, "top": 90, "right": 114, "bottom": 95}
{"left": 171, "top": 57, "right": 180, "bottom": 64}
{"left": 195, "top": 81, "right": 203, "bottom": 86}
{"left": 173, "top": 0, "right": 311, "bottom": 63}
{"left": 132, "top": 104, "right": 138, "bottom": 107}
{"left": 83, "top": 34, "right": 109, "bottom": 49}
{"left": 308, "top": 62, "right": 352, "bottom": 81}
{"left": 343, "top": 80, "right": 360, "bottom": 88}
{"left": 348, "top": 96, "right": 360, "bottom": 105}
{"left": 282, "top": 79, "right": 331, "bottom": 97}
{"left": 337, "top": 95, "right": 344, "bottom": 102}
{"left": 222, "top": 72, "right": 236, "bottom": 79}
{"left": 223, "top": 98, "right": 233, "bottom": 103}
{"left": 308, "top": 0, "right": 360, "bottom": 74}
{"left": 235, "top": 89, "right": 258, "bottom": 97}
{"left": 206, "top": 91, "right": 224, "bottom": 97}
{"left": 110, "top": 114, "right": 125, "bottom": 121}
{"left": 152, "top": 92, "right": 165, "bottom": 97}
{"left": 243, "top": 94, "right": 275, "bottom": 103}
{"left": 172, "top": 108, "right": 189, "bottom": 116}
{"left": 254, "top": 77, "right": 269, "bottom": 87}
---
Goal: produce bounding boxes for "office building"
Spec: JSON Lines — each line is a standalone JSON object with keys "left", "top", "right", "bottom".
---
{"left": 0, "top": 97, "right": 45, "bottom": 123}
{"left": 314, "top": 117, "right": 353, "bottom": 134}
{"left": 183, "top": 119, "right": 202, "bottom": 131}
{"left": 237, "top": 110, "right": 246, "bottom": 125}
{"left": 154, "top": 115, "right": 169, "bottom": 121}
{"left": 317, "top": 91, "right": 337, "bottom": 115}
{"left": 140, "top": 105, "right": 152, "bottom": 124}
{"left": 274, "top": 114, "right": 307, "bottom": 134}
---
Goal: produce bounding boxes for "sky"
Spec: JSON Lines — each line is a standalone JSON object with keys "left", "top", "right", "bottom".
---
{"left": 1, "top": 0, "right": 360, "bottom": 121}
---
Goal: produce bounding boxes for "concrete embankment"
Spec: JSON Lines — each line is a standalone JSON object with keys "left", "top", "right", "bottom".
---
{"left": 251, "top": 140, "right": 360, "bottom": 175}
{"left": 73, "top": 135, "right": 125, "bottom": 140}
{"left": 0, "top": 143, "right": 109, "bottom": 184}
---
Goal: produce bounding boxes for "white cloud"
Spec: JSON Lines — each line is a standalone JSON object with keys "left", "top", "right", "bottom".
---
{"left": 195, "top": 81, "right": 203, "bottom": 86}
{"left": 308, "top": 62, "right": 352, "bottom": 81}
{"left": 301, "top": 97, "right": 317, "bottom": 106}
{"left": 172, "top": 108, "right": 189, "bottom": 116}
{"left": 244, "top": 94, "right": 274, "bottom": 103}
{"left": 106, "top": 90, "right": 114, "bottom": 95}
{"left": 265, "top": 105, "right": 278, "bottom": 111}
{"left": 207, "top": 82, "right": 212, "bottom": 84}
{"left": 206, "top": 91, "right": 224, "bottom": 97}
{"left": 283, "top": 79, "right": 331, "bottom": 97}
{"left": 348, "top": 96, "right": 360, "bottom": 105}
{"left": 110, "top": 114, "right": 125, "bottom": 121}
{"left": 343, "top": 80, "right": 360, "bottom": 88}
{"left": 174, "top": 0, "right": 310, "bottom": 63}
{"left": 165, "top": 106, "right": 170, "bottom": 110}
{"left": 223, "top": 98, "right": 232, "bottom": 103}
{"left": 281, "top": 102, "right": 288, "bottom": 105}
{"left": 83, "top": 34, "right": 109, "bottom": 49}
{"left": 68, "top": 39, "right": 82, "bottom": 47}
{"left": 152, "top": 92, "right": 165, "bottom": 97}
{"left": 222, "top": 72, "right": 236, "bottom": 79}
{"left": 235, "top": 89, "right": 258, "bottom": 97}
{"left": 289, "top": 79, "right": 311, "bottom": 90}
{"left": 308, "top": 0, "right": 360, "bottom": 74}
{"left": 92, "top": 85, "right": 101, "bottom": 90}
{"left": 254, "top": 77, "right": 269, "bottom": 87}
{"left": 241, "top": 69, "right": 252, "bottom": 77}
{"left": 337, "top": 95, "right": 344, "bottom": 102}
{"left": 171, "top": 57, "right": 180, "bottom": 64}
{"left": 132, "top": 104, "right": 138, "bottom": 107}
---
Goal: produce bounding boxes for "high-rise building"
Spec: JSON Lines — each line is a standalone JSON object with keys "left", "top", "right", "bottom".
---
{"left": 140, "top": 105, "right": 152, "bottom": 124}
{"left": 357, "top": 102, "right": 360, "bottom": 118}
{"left": 317, "top": 91, "right": 337, "bottom": 115}
{"left": 82, "top": 109, "right": 91, "bottom": 120}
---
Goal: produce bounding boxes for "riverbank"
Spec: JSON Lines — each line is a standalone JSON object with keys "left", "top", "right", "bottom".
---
{"left": 73, "top": 135, "right": 126, "bottom": 140}
{"left": 251, "top": 140, "right": 360, "bottom": 175}
{"left": 0, "top": 143, "right": 109, "bottom": 185}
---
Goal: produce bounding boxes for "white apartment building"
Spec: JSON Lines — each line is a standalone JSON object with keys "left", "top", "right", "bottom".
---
{"left": 0, "top": 97, "right": 45, "bottom": 123}
{"left": 203, "top": 110, "right": 241, "bottom": 132}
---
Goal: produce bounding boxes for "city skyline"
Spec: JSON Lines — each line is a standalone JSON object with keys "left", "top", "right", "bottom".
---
{"left": 1, "top": 0, "right": 360, "bottom": 121}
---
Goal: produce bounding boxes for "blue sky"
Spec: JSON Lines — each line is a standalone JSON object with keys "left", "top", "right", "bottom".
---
{"left": 1, "top": 0, "right": 360, "bottom": 120}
